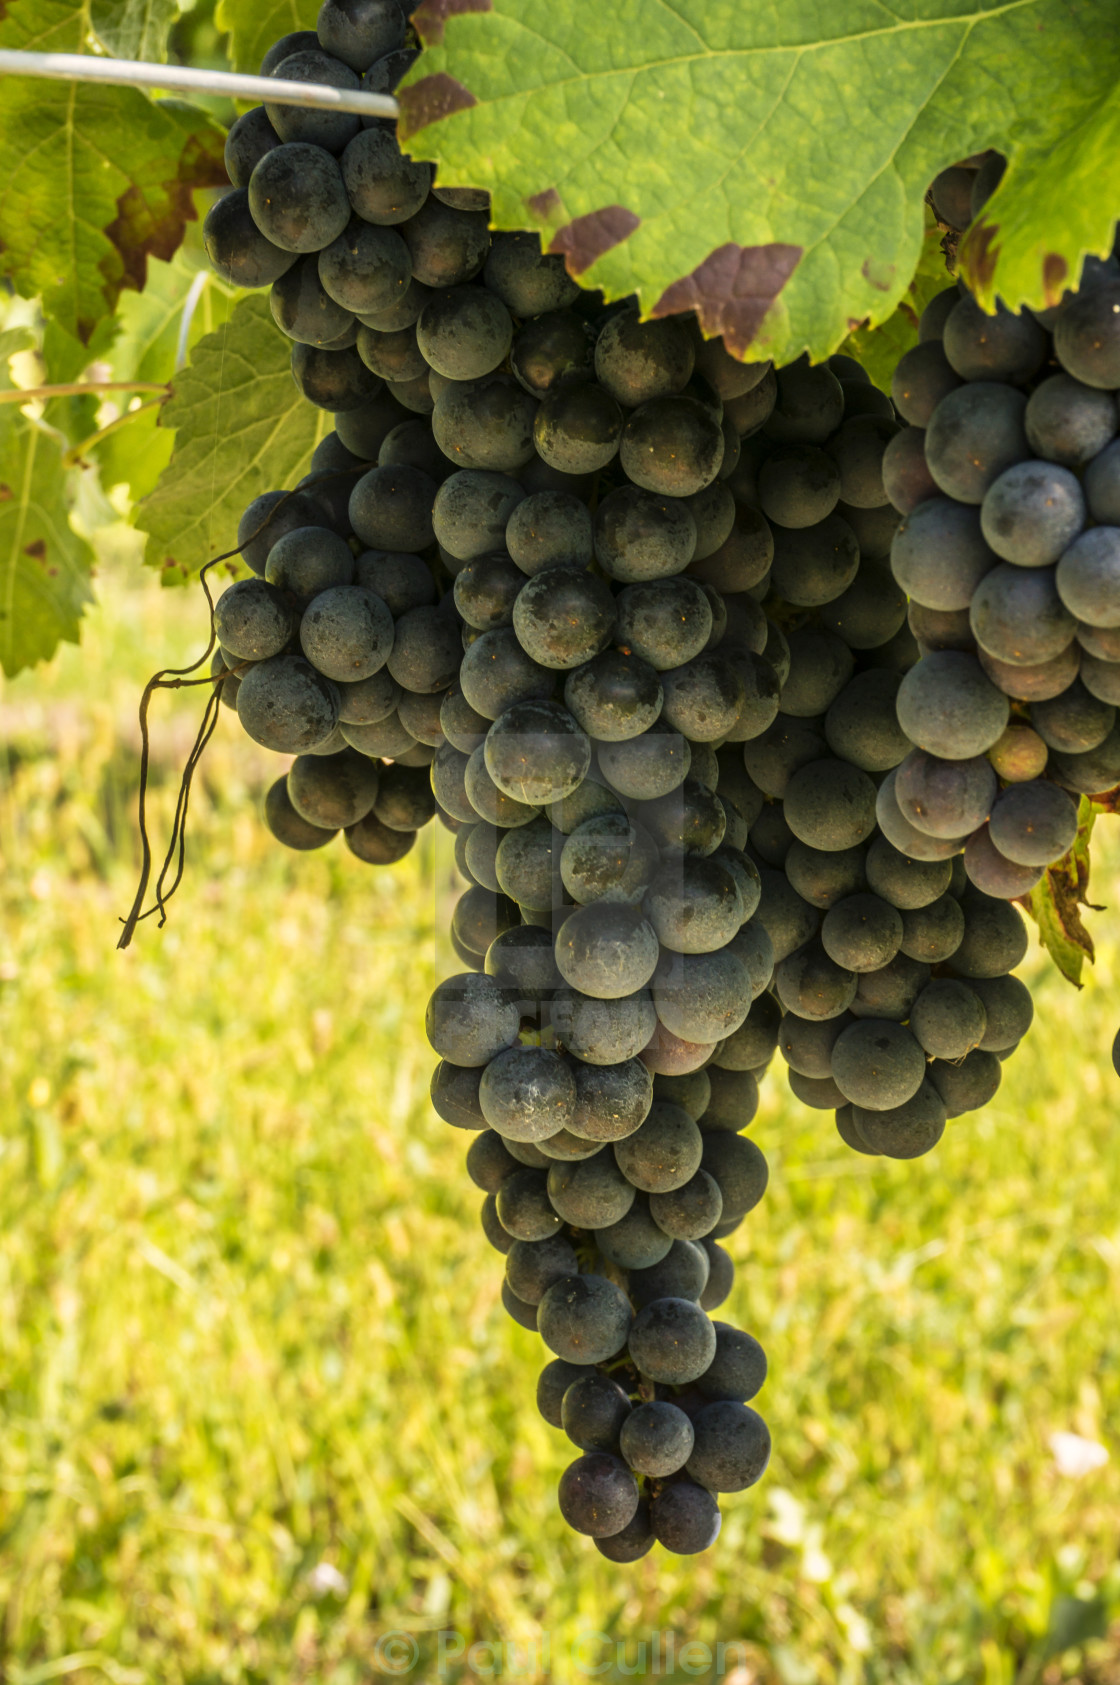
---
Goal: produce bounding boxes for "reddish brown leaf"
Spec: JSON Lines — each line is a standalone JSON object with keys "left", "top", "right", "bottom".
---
{"left": 652, "top": 242, "right": 802, "bottom": 359}
{"left": 548, "top": 206, "right": 641, "bottom": 275}
{"left": 965, "top": 220, "right": 1000, "bottom": 291}
{"left": 1042, "top": 252, "right": 1069, "bottom": 303}
{"left": 527, "top": 186, "right": 563, "bottom": 220}
{"left": 412, "top": 0, "right": 492, "bottom": 46}
{"left": 100, "top": 126, "right": 227, "bottom": 314}
{"left": 23, "top": 538, "right": 46, "bottom": 561}
{"left": 398, "top": 73, "right": 478, "bottom": 139}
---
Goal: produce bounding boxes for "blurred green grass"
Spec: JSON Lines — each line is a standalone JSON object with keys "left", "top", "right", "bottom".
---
{"left": 1, "top": 549, "right": 1119, "bottom": 1685}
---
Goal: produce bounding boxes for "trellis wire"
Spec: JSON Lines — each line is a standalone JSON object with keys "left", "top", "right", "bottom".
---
{"left": 0, "top": 51, "right": 400, "bottom": 120}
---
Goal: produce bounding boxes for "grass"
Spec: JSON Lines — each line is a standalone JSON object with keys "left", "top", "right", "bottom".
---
{"left": 1, "top": 549, "right": 1119, "bottom": 1685}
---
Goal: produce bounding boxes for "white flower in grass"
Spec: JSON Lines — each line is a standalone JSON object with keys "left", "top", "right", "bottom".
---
{"left": 1049, "top": 1431, "right": 1109, "bottom": 1478}
{"left": 307, "top": 1561, "right": 350, "bottom": 1597}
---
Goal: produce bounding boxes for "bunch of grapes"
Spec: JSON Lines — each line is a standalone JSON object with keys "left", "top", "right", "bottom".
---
{"left": 197, "top": 13, "right": 1115, "bottom": 1559}
{"left": 890, "top": 152, "right": 1120, "bottom": 896}
{"left": 730, "top": 346, "right": 1037, "bottom": 1154}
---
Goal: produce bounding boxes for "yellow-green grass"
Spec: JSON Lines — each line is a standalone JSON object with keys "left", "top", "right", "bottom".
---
{"left": 1, "top": 552, "right": 1119, "bottom": 1685}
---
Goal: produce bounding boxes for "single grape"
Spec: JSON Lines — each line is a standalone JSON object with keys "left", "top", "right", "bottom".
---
{"left": 591, "top": 485, "right": 697, "bottom": 586}
{"left": 237, "top": 655, "right": 341, "bottom": 753}
{"left": 628, "top": 1296, "right": 717, "bottom": 1384}
{"left": 783, "top": 759, "right": 878, "bottom": 852}
{"left": 559, "top": 812, "right": 658, "bottom": 907}
{"left": 929, "top": 164, "right": 976, "bottom": 229}
{"left": 550, "top": 986, "right": 659, "bottom": 1065}
{"left": 204, "top": 188, "right": 299, "bottom": 288}
{"left": 484, "top": 230, "right": 580, "bottom": 317}
{"left": 928, "top": 1047, "right": 1002, "bottom": 1116}
{"left": 248, "top": 143, "right": 352, "bottom": 252}
{"left": 986, "top": 781, "right": 1079, "bottom": 867}
{"left": 818, "top": 559, "right": 916, "bottom": 650}
{"left": 594, "top": 307, "right": 695, "bottom": 407}
{"left": 894, "top": 749, "right": 997, "bottom": 839}
{"left": 1054, "top": 283, "right": 1120, "bottom": 388}
{"left": 554, "top": 903, "right": 661, "bottom": 1000}
{"left": 766, "top": 356, "right": 844, "bottom": 443}
{"left": 898, "top": 893, "right": 965, "bottom": 964}
{"left": 620, "top": 1400, "right": 695, "bottom": 1477}
{"left": 265, "top": 48, "right": 361, "bottom": 151}
{"left": 512, "top": 568, "right": 616, "bottom": 670}
{"left": 557, "top": 1452, "right": 639, "bottom": 1538}
{"left": 969, "top": 974, "right": 1034, "bottom": 1053}
{"left": 561, "top": 1371, "right": 632, "bottom": 1453}
{"left": 534, "top": 381, "right": 623, "bottom": 475}
{"left": 942, "top": 296, "right": 1048, "bottom": 384}
{"left": 820, "top": 893, "right": 904, "bottom": 973}
{"left": 971, "top": 563, "right": 1077, "bottom": 668}
{"left": 890, "top": 497, "right": 997, "bottom": 610}
{"left": 896, "top": 651, "right": 1010, "bottom": 759}
{"left": 891, "top": 339, "right": 963, "bottom": 427}
{"left": 924, "top": 382, "right": 1029, "bottom": 504}
{"left": 686, "top": 1400, "right": 771, "bottom": 1492}
{"left": 1025, "top": 373, "right": 1117, "bottom": 467}
{"left": 882, "top": 425, "right": 939, "bottom": 515}
{"left": 506, "top": 490, "right": 595, "bottom": 576}
{"left": 264, "top": 777, "right": 336, "bottom": 850}
{"left": 595, "top": 1197, "right": 674, "bottom": 1269}
{"left": 425, "top": 971, "right": 520, "bottom": 1066}
{"left": 769, "top": 513, "right": 860, "bottom": 607}
{"left": 951, "top": 891, "right": 1028, "bottom": 977}
{"left": 1055, "top": 527, "right": 1120, "bottom": 628}
{"left": 980, "top": 461, "right": 1085, "bottom": 568}
{"left": 400, "top": 198, "right": 490, "bottom": 288}
{"left": 853, "top": 1078, "right": 947, "bottom": 1157}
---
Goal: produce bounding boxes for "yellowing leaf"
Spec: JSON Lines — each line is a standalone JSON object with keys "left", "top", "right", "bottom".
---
{"left": 0, "top": 330, "right": 95, "bottom": 677}
{"left": 399, "top": 0, "right": 1120, "bottom": 364}
{"left": 0, "top": 1, "right": 228, "bottom": 346}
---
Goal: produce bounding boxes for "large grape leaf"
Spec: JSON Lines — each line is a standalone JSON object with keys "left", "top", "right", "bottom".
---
{"left": 0, "top": 0, "right": 227, "bottom": 346}
{"left": 90, "top": 0, "right": 180, "bottom": 59}
{"left": 215, "top": 0, "right": 320, "bottom": 74}
{"left": 0, "top": 331, "right": 96, "bottom": 677}
{"left": 398, "top": 0, "right": 1120, "bottom": 365}
{"left": 135, "top": 294, "right": 327, "bottom": 581}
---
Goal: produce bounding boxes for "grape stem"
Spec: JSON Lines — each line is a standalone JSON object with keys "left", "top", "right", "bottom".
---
{"left": 62, "top": 397, "right": 168, "bottom": 466}
{"left": 0, "top": 380, "right": 170, "bottom": 404}
{"left": 0, "top": 50, "right": 400, "bottom": 119}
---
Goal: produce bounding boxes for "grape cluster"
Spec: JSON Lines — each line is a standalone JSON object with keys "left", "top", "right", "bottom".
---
{"left": 889, "top": 152, "right": 1120, "bottom": 899}
{"left": 199, "top": 24, "right": 1109, "bottom": 1558}
{"left": 729, "top": 346, "right": 1037, "bottom": 1155}
{"left": 421, "top": 324, "right": 786, "bottom": 1555}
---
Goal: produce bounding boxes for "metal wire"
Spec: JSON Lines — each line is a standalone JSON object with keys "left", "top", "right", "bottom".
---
{"left": 0, "top": 50, "right": 400, "bottom": 119}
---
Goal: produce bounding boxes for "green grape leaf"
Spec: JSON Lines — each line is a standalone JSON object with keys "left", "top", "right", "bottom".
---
{"left": 94, "top": 256, "right": 241, "bottom": 505}
{"left": 0, "top": 0, "right": 228, "bottom": 347}
{"left": 840, "top": 216, "right": 951, "bottom": 393}
{"left": 90, "top": 0, "right": 180, "bottom": 59}
{"left": 1025, "top": 799, "right": 1104, "bottom": 987}
{"left": 399, "top": 0, "right": 1120, "bottom": 365}
{"left": 135, "top": 293, "right": 327, "bottom": 581}
{"left": 961, "top": 86, "right": 1120, "bottom": 311}
{"left": 215, "top": 0, "right": 320, "bottom": 73}
{"left": 0, "top": 330, "right": 96, "bottom": 677}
